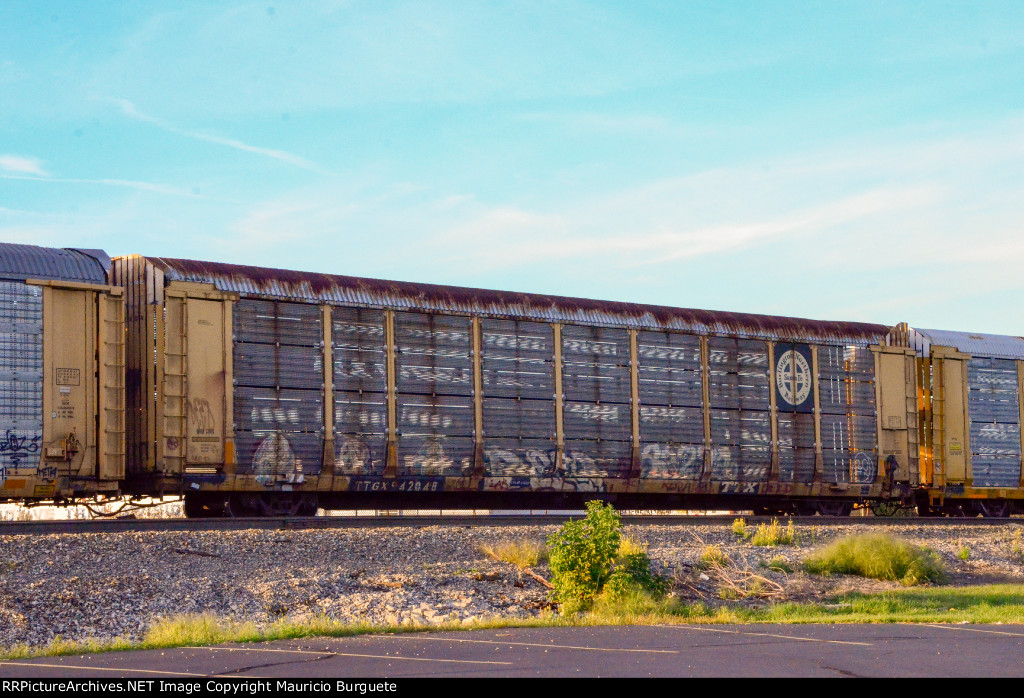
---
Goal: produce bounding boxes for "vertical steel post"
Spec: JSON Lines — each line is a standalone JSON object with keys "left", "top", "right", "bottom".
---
{"left": 384, "top": 309, "right": 398, "bottom": 478}
{"left": 700, "top": 336, "right": 712, "bottom": 481}
{"left": 322, "top": 305, "right": 335, "bottom": 475}
{"left": 553, "top": 323, "right": 564, "bottom": 474}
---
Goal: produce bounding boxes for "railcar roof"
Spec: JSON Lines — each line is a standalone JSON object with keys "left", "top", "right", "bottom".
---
{"left": 904, "top": 327, "right": 1024, "bottom": 360}
{"left": 140, "top": 255, "right": 889, "bottom": 345}
{"left": 0, "top": 243, "right": 109, "bottom": 284}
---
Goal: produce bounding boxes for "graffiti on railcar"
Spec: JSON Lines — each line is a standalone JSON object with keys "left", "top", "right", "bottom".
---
{"left": 562, "top": 451, "right": 607, "bottom": 478}
{"left": 335, "top": 436, "right": 374, "bottom": 474}
{"left": 640, "top": 442, "right": 703, "bottom": 479}
{"left": 709, "top": 446, "right": 738, "bottom": 480}
{"left": 852, "top": 452, "right": 877, "bottom": 484}
{"left": 187, "top": 398, "right": 216, "bottom": 434}
{"left": 403, "top": 436, "right": 472, "bottom": 477}
{"left": 252, "top": 431, "right": 303, "bottom": 483}
{"left": 0, "top": 430, "right": 40, "bottom": 469}
{"left": 483, "top": 447, "right": 557, "bottom": 477}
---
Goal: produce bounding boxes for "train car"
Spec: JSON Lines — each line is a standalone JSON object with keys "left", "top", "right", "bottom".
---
{"left": 0, "top": 243, "right": 124, "bottom": 503}
{"left": 890, "top": 324, "right": 1024, "bottom": 516}
{"left": 112, "top": 254, "right": 919, "bottom": 517}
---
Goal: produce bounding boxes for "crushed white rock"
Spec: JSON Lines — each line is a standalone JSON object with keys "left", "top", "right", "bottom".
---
{"left": 0, "top": 521, "right": 1022, "bottom": 649}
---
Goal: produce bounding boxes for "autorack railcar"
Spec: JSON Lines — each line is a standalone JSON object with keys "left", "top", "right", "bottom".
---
{"left": 110, "top": 254, "right": 920, "bottom": 517}
{"left": 890, "top": 324, "right": 1024, "bottom": 516}
{"left": 0, "top": 243, "right": 124, "bottom": 503}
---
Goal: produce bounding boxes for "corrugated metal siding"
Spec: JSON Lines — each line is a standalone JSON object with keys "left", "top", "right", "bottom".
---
{"left": 145, "top": 257, "right": 889, "bottom": 345}
{"left": 637, "top": 331, "right": 703, "bottom": 479}
{"left": 906, "top": 327, "right": 1024, "bottom": 360}
{"left": 967, "top": 357, "right": 1022, "bottom": 487}
{"left": 332, "top": 307, "right": 388, "bottom": 475}
{"left": 233, "top": 299, "right": 324, "bottom": 477}
{"left": 0, "top": 282, "right": 42, "bottom": 474}
{"left": 394, "top": 312, "right": 474, "bottom": 476}
{"left": 561, "top": 325, "right": 632, "bottom": 478}
{"left": 707, "top": 337, "right": 771, "bottom": 480}
{"left": 0, "top": 244, "right": 107, "bottom": 284}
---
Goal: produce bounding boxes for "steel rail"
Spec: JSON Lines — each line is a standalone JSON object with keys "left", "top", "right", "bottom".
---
{"left": 0, "top": 514, "right": 1019, "bottom": 536}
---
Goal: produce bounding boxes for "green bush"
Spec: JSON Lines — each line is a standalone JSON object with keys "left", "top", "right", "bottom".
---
{"left": 804, "top": 534, "right": 947, "bottom": 586}
{"left": 547, "top": 501, "right": 622, "bottom": 614}
{"left": 547, "top": 502, "right": 669, "bottom": 614}
{"left": 602, "top": 538, "right": 668, "bottom": 602}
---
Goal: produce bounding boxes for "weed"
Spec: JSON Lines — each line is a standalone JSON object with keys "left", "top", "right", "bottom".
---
{"left": 732, "top": 518, "right": 747, "bottom": 537}
{"left": 698, "top": 544, "right": 729, "bottom": 569}
{"left": 957, "top": 543, "right": 971, "bottom": 561}
{"left": 750, "top": 518, "right": 795, "bottom": 547}
{"left": 546, "top": 501, "right": 621, "bottom": 614}
{"left": 803, "top": 534, "right": 947, "bottom": 586}
{"left": 761, "top": 555, "right": 793, "bottom": 574}
{"left": 479, "top": 540, "right": 548, "bottom": 569}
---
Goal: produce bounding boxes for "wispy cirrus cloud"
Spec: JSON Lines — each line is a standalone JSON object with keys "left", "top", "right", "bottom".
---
{"left": 0, "top": 154, "right": 48, "bottom": 176}
{"left": 0, "top": 172, "right": 205, "bottom": 197}
{"left": 114, "top": 99, "right": 333, "bottom": 175}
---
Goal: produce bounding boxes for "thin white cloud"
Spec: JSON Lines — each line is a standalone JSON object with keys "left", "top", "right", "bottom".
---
{"left": 0, "top": 154, "right": 48, "bottom": 176}
{"left": 114, "top": 99, "right": 333, "bottom": 175}
{"left": 0, "top": 173, "right": 203, "bottom": 197}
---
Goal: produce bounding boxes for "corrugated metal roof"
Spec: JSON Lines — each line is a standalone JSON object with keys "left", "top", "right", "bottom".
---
{"left": 0, "top": 243, "right": 108, "bottom": 284}
{"left": 143, "top": 256, "right": 889, "bottom": 345}
{"left": 905, "top": 327, "right": 1024, "bottom": 359}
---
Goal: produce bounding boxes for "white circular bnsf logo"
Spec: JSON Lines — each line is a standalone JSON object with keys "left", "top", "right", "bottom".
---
{"left": 776, "top": 350, "right": 811, "bottom": 406}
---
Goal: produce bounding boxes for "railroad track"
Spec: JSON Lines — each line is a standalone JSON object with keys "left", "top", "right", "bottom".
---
{"left": 0, "top": 514, "right": 1020, "bottom": 535}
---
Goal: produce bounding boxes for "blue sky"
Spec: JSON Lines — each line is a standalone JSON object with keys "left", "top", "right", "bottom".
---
{"left": 2, "top": 1, "right": 1023, "bottom": 333}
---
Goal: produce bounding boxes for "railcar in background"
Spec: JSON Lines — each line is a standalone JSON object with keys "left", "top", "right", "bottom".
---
{"left": 890, "top": 324, "right": 1024, "bottom": 516}
{"left": 112, "top": 255, "right": 919, "bottom": 517}
{"left": 0, "top": 243, "right": 124, "bottom": 503}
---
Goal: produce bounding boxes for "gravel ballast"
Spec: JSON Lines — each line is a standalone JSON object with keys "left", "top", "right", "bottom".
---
{"left": 2, "top": 520, "right": 1024, "bottom": 650}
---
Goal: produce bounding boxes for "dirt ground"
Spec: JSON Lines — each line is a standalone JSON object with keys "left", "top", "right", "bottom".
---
{"left": 628, "top": 519, "right": 1024, "bottom": 606}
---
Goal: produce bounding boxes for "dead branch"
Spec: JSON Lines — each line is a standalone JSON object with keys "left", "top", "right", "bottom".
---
{"left": 522, "top": 567, "right": 554, "bottom": 589}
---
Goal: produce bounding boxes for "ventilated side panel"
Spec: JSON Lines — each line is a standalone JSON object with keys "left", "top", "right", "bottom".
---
{"left": 395, "top": 312, "right": 473, "bottom": 397}
{"left": 332, "top": 307, "right": 388, "bottom": 475}
{"left": 707, "top": 337, "right": 770, "bottom": 480}
{"left": 0, "top": 282, "right": 42, "bottom": 474}
{"left": 816, "top": 344, "right": 878, "bottom": 484}
{"left": 394, "top": 312, "right": 473, "bottom": 476}
{"left": 233, "top": 299, "right": 324, "bottom": 476}
{"left": 968, "top": 357, "right": 1021, "bottom": 487}
{"left": 639, "top": 404, "right": 704, "bottom": 479}
{"left": 777, "top": 412, "right": 816, "bottom": 482}
{"left": 636, "top": 331, "right": 703, "bottom": 479}
{"left": 561, "top": 325, "right": 631, "bottom": 478}
{"left": 480, "top": 319, "right": 556, "bottom": 476}
{"left": 480, "top": 319, "right": 554, "bottom": 400}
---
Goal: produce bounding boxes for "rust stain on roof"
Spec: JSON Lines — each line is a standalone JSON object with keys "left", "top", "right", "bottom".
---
{"left": 144, "top": 256, "right": 889, "bottom": 344}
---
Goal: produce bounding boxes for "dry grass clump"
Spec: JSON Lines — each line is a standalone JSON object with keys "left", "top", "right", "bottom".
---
{"left": 750, "top": 518, "right": 795, "bottom": 547}
{"left": 698, "top": 544, "right": 729, "bottom": 569}
{"left": 803, "top": 534, "right": 946, "bottom": 586}
{"left": 479, "top": 539, "right": 548, "bottom": 569}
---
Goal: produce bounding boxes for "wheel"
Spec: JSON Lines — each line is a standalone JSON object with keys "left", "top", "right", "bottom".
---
{"left": 816, "top": 501, "right": 853, "bottom": 517}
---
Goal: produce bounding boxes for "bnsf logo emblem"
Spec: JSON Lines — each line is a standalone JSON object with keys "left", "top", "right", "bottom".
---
{"left": 776, "top": 350, "right": 811, "bottom": 406}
